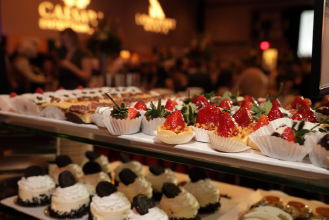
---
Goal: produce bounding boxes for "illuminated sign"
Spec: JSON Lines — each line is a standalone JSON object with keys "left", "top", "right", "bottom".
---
{"left": 135, "top": 0, "right": 176, "bottom": 34}
{"left": 38, "top": 0, "right": 104, "bottom": 34}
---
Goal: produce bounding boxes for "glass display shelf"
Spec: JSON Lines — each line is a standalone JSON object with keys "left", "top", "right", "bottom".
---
{"left": 1, "top": 111, "right": 329, "bottom": 195}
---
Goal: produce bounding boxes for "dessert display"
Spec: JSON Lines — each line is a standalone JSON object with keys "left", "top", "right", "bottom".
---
{"left": 156, "top": 110, "right": 195, "bottom": 144}
{"left": 134, "top": 101, "right": 147, "bottom": 111}
{"left": 304, "top": 133, "right": 329, "bottom": 169}
{"left": 84, "top": 151, "right": 111, "bottom": 177}
{"left": 145, "top": 164, "right": 177, "bottom": 200}
{"left": 117, "top": 168, "right": 153, "bottom": 202}
{"left": 50, "top": 155, "right": 83, "bottom": 185}
{"left": 114, "top": 153, "right": 145, "bottom": 184}
{"left": 17, "top": 166, "right": 55, "bottom": 206}
{"left": 184, "top": 167, "right": 220, "bottom": 213}
{"left": 128, "top": 194, "right": 168, "bottom": 220}
{"left": 48, "top": 171, "right": 90, "bottom": 219}
{"left": 89, "top": 181, "right": 131, "bottom": 220}
{"left": 160, "top": 182, "right": 200, "bottom": 220}
{"left": 192, "top": 95, "right": 210, "bottom": 110}
{"left": 79, "top": 161, "right": 111, "bottom": 196}
{"left": 90, "top": 106, "right": 112, "bottom": 127}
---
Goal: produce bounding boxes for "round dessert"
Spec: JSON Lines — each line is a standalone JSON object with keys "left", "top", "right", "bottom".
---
{"left": 51, "top": 155, "right": 83, "bottom": 185}
{"left": 128, "top": 194, "right": 168, "bottom": 220}
{"left": 85, "top": 151, "right": 111, "bottom": 177}
{"left": 49, "top": 171, "right": 90, "bottom": 219}
{"left": 184, "top": 167, "right": 220, "bottom": 213}
{"left": 114, "top": 153, "right": 145, "bottom": 184}
{"left": 145, "top": 164, "right": 177, "bottom": 201}
{"left": 89, "top": 181, "right": 131, "bottom": 220}
{"left": 79, "top": 161, "right": 111, "bottom": 196}
{"left": 17, "top": 166, "right": 55, "bottom": 206}
{"left": 160, "top": 183, "right": 200, "bottom": 220}
{"left": 117, "top": 168, "right": 153, "bottom": 202}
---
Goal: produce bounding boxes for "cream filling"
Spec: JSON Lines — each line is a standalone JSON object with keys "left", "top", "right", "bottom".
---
{"left": 117, "top": 177, "right": 152, "bottom": 202}
{"left": 127, "top": 207, "right": 168, "bottom": 220}
{"left": 95, "top": 155, "right": 111, "bottom": 173}
{"left": 114, "top": 161, "right": 145, "bottom": 182}
{"left": 184, "top": 179, "right": 220, "bottom": 207}
{"left": 78, "top": 172, "right": 111, "bottom": 195}
{"left": 146, "top": 169, "right": 177, "bottom": 192}
{"left": 160, "top": 190, "right": 199, "bottom": 218}
{"left": 51, "top": 164, "right": 83, "bottom": 185}
{"left": 19, "top": 185, "right": 55, "bottom": 202}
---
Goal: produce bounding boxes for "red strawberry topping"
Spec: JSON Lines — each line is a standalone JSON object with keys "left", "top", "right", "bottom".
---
{"left": 192, "top": 95, "right": 210, "bottom": 110}
{"left": 233, "top": 107, "right": 254, "bottom": 128}
{"left": 272, "top": 98, "right": 281, "bottom": 108}
{"left": 242, "top": 101, "right": 252, "bottom": 111}
{"left": 9, "top": 92, "right": 17, "bottom": 98}
{"left": 253, "top": 115, "right": 269, "bottom": 131}
{"left": 244, "top": 95, "right": 257, "bottom": 105}
{"left": 35, "top": 87, "right": 44, "bottom": 94}
{"left": 165, "top": 99, "right": 178, "bottom": 111}
{"left": 195, "top": 105, "right": 221, "bottom": 129}
{"left": 291, "top": 113, "right": 303, "bottom": 121}
{"left": 93, "top": 84, "right": 100, "bottom": 88}
{"left": 295, "top": 106, "right": 318, "bottom": 123}
{"left": 128, "top": 108, "right": 139, "bottom": 120}
{"left": 267, "top": 107, "right": 284, "bottom": 121}
{"left": 303, "top": 98, "right": 312, "bottom": 107}
{"left": 76, "top": 85, "right": 83, "bottom": 90}
{"left": 216, "top": 112, "right": 238, "bottom": 137}
{"left": 281, "top": 127, "right": 295, "bottom": 142}
{"left": 134, "top": 101, "right": 147, "bottom": 111}
{"left": 290, "top": 96, "right": 311, "bottom": 109}
{"left": 58, "top": 87, "right": 64, "bottom": 90}
{"left": 219, "top": 98, "right": 233, "bottom": 109}
{"left": 163, "top": 110, "right": 186, "bottom": 131}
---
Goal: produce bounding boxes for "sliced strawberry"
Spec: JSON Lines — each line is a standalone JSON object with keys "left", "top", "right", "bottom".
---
{"left": 134, "top": 101, "right": 147, "bottom": 111}
{"left": 281, "top": 127, "right": 295, "bottom": 142}
{"left": 290, "top": 96, "right": 304, "bottom": 109}
{"left": 296, "top": 106, "right": 318, "bottom": 123}
{"left": 253, "top": 115, "right": 269, "bottom": 131}
{"left": 163, "top": 110, "right": 186, "bottom": 130}
{"left": 128, "top": 108, "right": 139, "bottom": 120}
{"left": 272, "top": 98, "right": 281, "bottom": 108}
{"left": 58, "top": 87, "right": 64, "bottom": 90}
{"left": 195, "top": 105, "right": 221, "bottom": 127}
{"left": 267, "top": 107, "right": 284, "bottom": 121}
{"left": 165, "top": 99, "right": 178, "bottom": 111}
{"left": 192, "top": 95, "right": 210, "bottom": 110}
{"left": 93, "top": 84, "right": 100, "bottom": 88}
{"left": 291, "top": 113, "right": 303, "bottom": 121}
{"left": 9, "top": 92, "right": 17, "bottom": 98}
{"left": 219, "top": 98, "right": 233, "bottom": 109}
{"left": 233, "top": 107, "right": 254, "bottom": 128}
{"left": 244, "top": 95, "right": 257, "bottom": 105}
{"left": 35, "top": 87, "right": 44, "bottom": 94}
{"left": 76, "top": 85, "right": 83, "bottom": 90}
{"left": 216, "top": 112, "right": 238, "bottom": 137}
{"left": 242, "top": 101, "right": 252, "bottom": 111}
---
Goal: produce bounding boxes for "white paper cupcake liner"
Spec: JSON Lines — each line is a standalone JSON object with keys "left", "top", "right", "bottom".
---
{"left": 304, "top": 132, "right": 329, "bottom": 168}
{"left": 154, "top": 131, "right": 195, "bottom": 145}
{"left": 243, "top": 211, "right": 281, "bottom": 220}
{"left": 208, "top": 132, "right": 250, "bottom": 152}
{"left": 90, "top": 113, "right": 106, "bottom": 128}
{"left": 41, "top": 106, "right": 65, "bottom": 120}
{"left": 191, "top": 126, "right": 211, "bottom": 143}
{"left": 142, "top": 117, "right": 166, "bottom": 136}
{"left": 11, "top": 97, "right": 41, "bottom": 116}
{"left": 103, "top": 115, "right": 142, "bottom": 135}
{"left": 0, "top": 95, "right": 14, "bottom": 112}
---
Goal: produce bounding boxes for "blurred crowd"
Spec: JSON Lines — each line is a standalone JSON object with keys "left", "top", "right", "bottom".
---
{"left": 0, "top": 28, "right": 315, "bottom": 104}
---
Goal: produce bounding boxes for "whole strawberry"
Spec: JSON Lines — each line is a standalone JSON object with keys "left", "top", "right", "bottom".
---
{"left": 271, "top": 98, "right": 281, "bottom": 108}
{"left": 267, "top": 107, "right": 284, "bottom": 121}
{"left": 219, "top": 98, "right": 233, "bottom": 109}
{"left": 244, "top": 95, "right": 257, "bottom": 105}
{"left": 295, "top": 106, "right": 318, "bottom": 123}
{"left": 35, "top": 87, "right": 44, "bottom": 94}
{"left": 280, "top": 127, "right": 295, "bottom": 142}
{"left": 242, "top": 101, "right": 252, "bottom": 111}
{"left": 233, "top": 107, "right": 254, "bottom": 128}
{"left": 165, "top": 99, "right": 178, "bottom": 111}
{"left": 10, "top": 92, "right": 17, "bottom": 98}
{"left": 145, "top": 98, "right": 171, "bottom": 121}
{"left": 134, "top": 101, "right": 147, "bottom": 111}
{"left": 195, "top": 105, "right": 221, "bottom": 128}
{"left": 192, "top": 95, "right": 210, "bottom": 110}
{"left": 163, "top": 110, "right": 186, "bottom": 131}
{"left": 216, "top": 112, "right": 238, "bottom": 137}
{"left": 291, "top": 113, "right": 303, "bottom": 121}
{"left": 290, "top": 96, "right": 311, "bottom": 109}
{"left": 76, "top": 85, "right": 83, "bottom": 90}
{"left": 107, "top": 95, "right": 140, "bottom": 120}
{"left": 253, "top": 115, "right": 269, "bottom": 131}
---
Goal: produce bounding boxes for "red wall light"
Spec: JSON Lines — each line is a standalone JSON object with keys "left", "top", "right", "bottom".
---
{"left": 260, "top": 41, "right": 270, "bottom": 50}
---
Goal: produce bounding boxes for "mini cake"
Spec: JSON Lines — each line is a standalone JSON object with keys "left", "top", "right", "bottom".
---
{"left": 17, "top": 166, "right": 55, "bottom": 206}
{"left": 160, "top": 183, "right": 200, "bottom": 220}
{"left": 50, "top": 155, "right": 83, "bottom": 185}
{"left": 49, "top": 171, "right": 90, "bottom": 219}
{"left": 232, "top": 106, "right": 254, "bottom": 129}
{"left": 128, "top": 194, "right": 168, "bottom": 220}
{"left": 117, "top": 168, "right": 153, "bottom": 202}
{"left": 114, "top": 153, "right": 145, "bottom": 185}
{"left": 85, "top": 151, "right": 111, "bottom": 177}
{"left": 145, "top": 164, "right": 177, "bottom": 200}
{"left": 184, "top": 167, "right": 220, "bottom": 213}
{"left": 89, "top": 181, "right": 131, "bottom": 220}
{"left": 79, "top": 161, "right": 111, "bottom": 196}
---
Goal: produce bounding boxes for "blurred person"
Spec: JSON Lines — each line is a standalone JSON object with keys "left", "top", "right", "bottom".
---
{"left": 10, "top": 41, "right": 49, "bottom": 94}
{"left": 58, "top": 28, "right": 92, "bottom": 89}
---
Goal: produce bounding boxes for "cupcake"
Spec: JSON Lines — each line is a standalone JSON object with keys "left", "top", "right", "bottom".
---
{"left": 160, "top": 183, "right": 200, "bottom": 220}
{"left": 85, "top": 151, "right": 111, "bottom": 177}
{"left": 117, "top": 169, "right": 153, "bottom": 202}
{"left": 114, "top": 153, "right": 145, "bottom": 185}
{"left": 128, "top": 194, "right": 168, "bottom": 220}
{"left": 90, "top": 106, "right": 112, "bottom": 128}
{"left": 17, "top": 166, "right": 55, "bottom": 206}
{"left": 145, "top": 164, "right": 177, "bottom": 201}
{"left": 48, "top": 171, "right": 90, "bottom": 219}
{"left": 50, "top": 155, "right": 83, "bottom": 185}
{"left": 156, "top": 110, "right": 195, "bottom": 144}
{"left": 89, "top": 181, "right": 131, "bottom": 220}
{"left": 184, "top": 167, "right": 220, "bottom": 213}
{"left": 79, "top": 161, "right": 111, "bottom": 196}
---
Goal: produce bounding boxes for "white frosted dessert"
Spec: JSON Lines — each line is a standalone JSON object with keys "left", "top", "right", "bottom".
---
{"left": 84, "top": 151, "right": 111, "bottom": 174}
{"left": 79, "top": 172, "right": 111, "bottom": 195}
{"left": 49, "top": 171, "right": 90, "bottom": 219}
{"left": 114, "top": 160, "right": 145, "bottom": 182}
{"left": 90, "top": 181, "right": 131, "bottom": 220}
{"left": 128, "top": 207, "right": 168, "bottom": 220}
{"left": 51, "top": 155, "right": 83, "bottom": 185}
{"left": 17, "top": 166, "right": 55, "bottom": 206}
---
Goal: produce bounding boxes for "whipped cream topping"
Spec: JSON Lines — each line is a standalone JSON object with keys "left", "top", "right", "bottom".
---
{"left": 79, "top": 172, "right": 110, "bottom": 185}
{"left": 128, "top": 207, "right": 168, "bottom": 220}
{"left": 91, "top": 191, "right": 130, "bottom": 211}
{"left": 272, "top": 125, "right": 288, "bottom": 135}
{"left": 95, "top": 107, "right": 112, "bottom": 115}
{"left": 51, "top": 163, "right": 83, "bottom": 184}
{"left": 114, "top": 161, "right": 144, "bottom": 181}
{"left": 18, "top": 175, "right": 55, "bottom": 190}
{"left": 95, "top": 155, "right": 110, "bottom": 170}
{"left": 146, "top": 169, "right": 177, "bottom": 192}
{"left": 53, "top": 183, "right": 88, "bottom": 200}
{"left": 118, "top": 177, "right": 151, "bottom": 193}
{"left": 161, "top": 189, "right": 197, "bottom": 209}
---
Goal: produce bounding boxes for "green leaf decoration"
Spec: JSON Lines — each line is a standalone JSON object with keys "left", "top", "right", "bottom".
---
{"left": 106, "top": 93, "right": 129, "bottom": 119}
{"left": 204, "top": 91, "right": 215, "bottom": 100}
{"left": 292, "top": 120, "right": 311, "bottom": 145}
{"left": 222, "top": 91, "right": 231, "bottom": 100}
{"left": 320, "top": 116, "right": 329, "bottom": 124}
{"left": 183, "top": 88, "right": 193, "bottom": 105}
{"left": 181, "top": 103, "right": 197, "bottom": 126}
{"left": 145, "top": 98, "right": 171, "bottom": 120}
{"left": 264, "top": 100, "right": 272, "bottom": 115}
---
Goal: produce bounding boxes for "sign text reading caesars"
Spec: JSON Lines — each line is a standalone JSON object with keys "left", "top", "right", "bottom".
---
{"left": 38, "top": 0, "right": 103, "bottom": 34}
